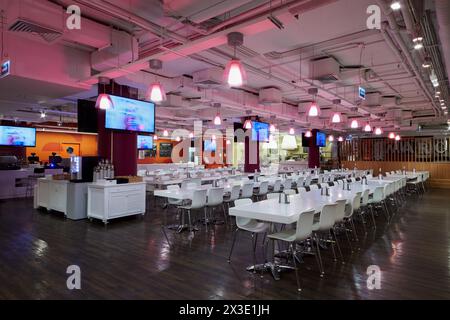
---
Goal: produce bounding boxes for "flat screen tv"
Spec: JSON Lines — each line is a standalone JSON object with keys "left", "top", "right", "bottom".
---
{"left": 0, "top": 126, "right": 36, "bottom": 147}
{"left": 137, "top": 135, "right": 153, "bottom": 150}
{"left": 204, "top": 140, "right": 216, "bottom": 152}
{"left": 105, "top": 95, "right": 155, "bottom": 133}
{"left": 251, "top": 121, "right": 270, "bottom": 142}
{"left": 316, "top": 131, "right": 326, "bottom": 147}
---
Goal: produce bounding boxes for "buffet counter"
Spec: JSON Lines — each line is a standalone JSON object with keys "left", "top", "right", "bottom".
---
{"left": 0, "top": 168, "right": 63, "bottom": 200}
{"left": 87, "top": 182, "right": 146, "bottom": 224}
{"left": 278, "top": 161, "right": 309, "bottom": 172}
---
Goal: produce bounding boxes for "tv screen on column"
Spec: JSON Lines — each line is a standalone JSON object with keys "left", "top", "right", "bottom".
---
{"left": 251, "top": 121, "right": 269, "bottom": 142}
{"left": 0, "top": 126, "right": 36, "bottom": 147}
{"left": 316, "top": 131, "right": 326, "bottom": 147}
{"left": 105, "top": 95, "right": 155, "bottom": 133}
{"left": 137, "top": 135, "right": 153, "bottom": 150}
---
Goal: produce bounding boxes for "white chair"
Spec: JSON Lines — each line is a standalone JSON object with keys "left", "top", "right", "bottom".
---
{"left": 167, "top": 185, "right": 183, "bottom": 207}
{"left": 271, "top": 179, "right": 282, "bottom": 193}
{"left": 304, "top": 176, "right": 312, "bottom": 187}
{"left": 240, "top": 182, "right": 254, "bottom": 199}
{"left": 282, "top": 178, "right": 292, "bottom": 191}
{"left": 360, "top": 188, "right": 376, "bottom": 230}
{"left": 177, "top": 189, "right": 207, "bottom": 232}
{"left": 295, "top": 176, "right": 304, "bottom": 190}
{"left": 312, "top": 203, "right": 339, "bottom": 277}
{"left": 205, "top": 187, "right": 224, "bottom": 228}
{"left": 254, "top": 181, "right": 269, "bottom": 201}
{"left": 309, "top": 184, "right": 319, "bottom": 191}
{"left": 223, "top": 184, "right": 241, "bottom": 215}
{"left": 368, "top": 186, "right": 390, "bottom": 221}
{"left": 267, "top": 209, "right": 316, "bottom": 292}
{"left": 228, "top": 199, "right": 270, "bottom": 271}
{"left": 266, "top": 193, "right": 279, "bottom": 200}
{"left": 297, "top": 187, "right": 307, "bottom": 195}
{"left": 320, "top": 183, "right": 329, "bottom": 189}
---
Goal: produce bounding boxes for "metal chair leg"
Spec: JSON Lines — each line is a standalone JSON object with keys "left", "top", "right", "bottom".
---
{"left": 290, "top": 243, "right": 301, "bottom": 292}
{"left": 332, "top": 229, "right": 344, "bottom": 263}
{"left": 228, "top": 228, "right": 239, "bottom": 262}
{"left": 314, "top": 234, "right": 325, "bottom": 277}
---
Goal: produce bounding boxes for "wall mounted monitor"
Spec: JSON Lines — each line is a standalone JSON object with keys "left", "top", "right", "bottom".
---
{"left": 316, "top": 131, "right": 326, "bottom": 147}
{"left": 204, "top": 140, "right": 217, "bottom": 152}
{"left": 0, "top": 126, "right": 36, "bottom": 147}
{"left": 251, "top": 121, "right": 270, "bottom": 142}
{"left": 105, "top": 95, "right": 155, "bottom": 133}
{"left": 137, "top": 135, "right": 154, "bottom": 150}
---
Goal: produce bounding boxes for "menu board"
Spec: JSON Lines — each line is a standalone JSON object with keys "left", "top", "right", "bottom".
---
{"left": 159, "top": 143, "right": 173, "bottom": 157}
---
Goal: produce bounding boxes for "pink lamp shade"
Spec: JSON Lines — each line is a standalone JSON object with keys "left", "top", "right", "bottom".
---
{"left": 388, "top": 132, "right": 396, "bottom": 139}
{"left": 214, "top": 114, "right": 222, "bottom": 125}
{"left": 338, "top": 136, "right": 344, "bottom": 142}
{"left": 350, "top": 119, "right": 359, "bottom": 129}
{"left": 224, "top": 59, "right": 247, "bottom": 87}
{"left": 163, "top": 129, "right": 169, "bottom": 137}
{"left": 289, "top": 127, "right": 295, "bottom": 135}
{"left": 331, "top": 112, "right": 341, "bottom": 123}
{"left": 96, "top": 94, "right": 113, "bottom": 110}
{"left": 243, "top": 119, "right": 252, "bottom": 129}
{"left": 328, "top": 135, "right": 334, "bottom": 142}
{"left": 308, "top": 102, "right": 320, "bottom": 117}
{"left": 363, "top": 124, "right": 372, "bottom": 132}
{"left": 153, "top": 134, "right": 158, "bottom": 140}
{"left": 395, "top": 134, "right": 401, "bottom": 141}
{"left": 305, "top": 130, "right": 312, "bottom": 137}
{"left": 374, "top": 127, "right": 383, "bottom": 135}
{"left": 148, "top": 82, "right": 166, "bottom": 103}
{"left": 269, "top": 124, "right": 276, "bottom": 132}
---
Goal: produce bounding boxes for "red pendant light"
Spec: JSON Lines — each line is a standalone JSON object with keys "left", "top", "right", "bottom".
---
{"left": 96, "top": 93, "right": 113, "bottom": 110}
{"left": 331, "top": 112, "right": 341, "bottom": 123}
{"left": 224, "top": 32, "right": 247, "bottom": 87}
{"left": 363, "top": 123, "right": 372, "bottom": 132}
{"left": 269, "top": 123, "right": 276, "bottom": 132}
{"left": 305, "top": 130, "right": 312, "bottom": 137}
{"left": 388, "top": 132, "right": 396, "bottom": 139}
{"left": 289, "top": 127, "right": 295, "bottom": 135}
{"left": 374, "top": 127, "right": 383, "bottom": 135}
{"left": 148, "top": 82, "right": 166, "bottom": 103}
{"left": 328, "top": 135, "right": 334, "bottom": 142}
{"left": 243, "top": 119, "right": 252, "bottom": 129}
{"left": 308, "top": 102, "right": 320, "bottom": 117}
{"left": 214, "top": 114, "right": 222, "bottom": 125}
{"left": 148, "top": 59, "right": 167, "bottom": 103}
{"left": 153, "top": 134, "right": 158, "bottom": 141}
{"left": 189, "top": 132, "right": 194, "bottom": 139}
{"left": 163, "top": 129, "right": 169, "bottom": 137}
{"left": 350, "top": 119, "right": 359, "bottom": 129}
{"left": 338, "top": 136, "right": 344, "bottom": 142}
{"left": 395, "top": 134, "right": 401, "bottom": 141}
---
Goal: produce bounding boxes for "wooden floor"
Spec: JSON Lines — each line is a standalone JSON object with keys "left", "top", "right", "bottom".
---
{"left": 0, "top": 188, "right": 449, "bottom": 300}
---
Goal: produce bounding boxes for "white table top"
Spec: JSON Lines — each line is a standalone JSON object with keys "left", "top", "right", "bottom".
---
{"left": 229, "top": 185, "right": 376, "bottom": 225}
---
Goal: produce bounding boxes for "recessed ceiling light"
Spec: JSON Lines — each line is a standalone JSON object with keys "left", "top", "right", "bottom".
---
{"left": 390, "top": 1, "right": 401, "bottom": 10}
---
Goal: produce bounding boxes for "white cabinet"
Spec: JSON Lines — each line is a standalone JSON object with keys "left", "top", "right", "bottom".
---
{"left": 36, "top": 179, "right": 68, "bottom": 215}
{"left": 87, "top": 183, "right": 146, "bottom": 224}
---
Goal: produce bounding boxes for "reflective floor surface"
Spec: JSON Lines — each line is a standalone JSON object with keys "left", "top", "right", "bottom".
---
{"left": 0, "top": 188, "right": 449, "bottom": 299}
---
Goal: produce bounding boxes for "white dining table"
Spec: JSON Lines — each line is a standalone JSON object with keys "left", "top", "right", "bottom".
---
{"left": 229, "top": 185, "right": 376, "bottom": 280}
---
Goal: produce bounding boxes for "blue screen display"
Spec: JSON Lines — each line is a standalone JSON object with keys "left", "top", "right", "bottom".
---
{"left": 316, "top": 131, "right": 326, "bottom": 147}
{"left": 0, "top": 126, "right": 36, "bottom": 147}
{"left": 105, "top": 95, "right": 155, "bottom": 133}
{"left": 204, "top": 140, "right": 216, "bottom": 152}
{"left": 251, "top": 121, "right": 269, "bottom": 142}
{"left": 137, "top": 135, "right": 153, "bottom": 149}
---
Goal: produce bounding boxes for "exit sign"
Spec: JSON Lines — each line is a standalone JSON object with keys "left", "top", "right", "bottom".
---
{"left": 358, "top": 86, "right": 366, "bottom": 100}
{"left": 0, "top": 60, "right": 10, "bottom": 79}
